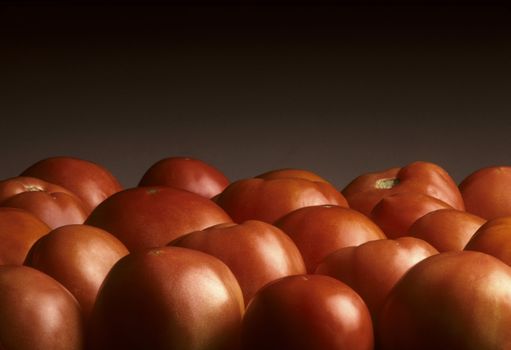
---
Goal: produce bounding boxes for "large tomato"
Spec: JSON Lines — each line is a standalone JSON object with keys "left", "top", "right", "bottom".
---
{"left": 378, "top": 251, "right": 511, "bottom": 350}
{"left": 24, "top": 224, "right": 129, "bottom": 323}
{"left": 215, "top": 177, "right": 348, "bottom": 224}
{"left": 88, "top": 246, "right": 244, "bottom": 350}
{"left": 465, "top": 216, "right": 511, "bottom": 266}
{"left": 169, "top": 220, "right": 306, "bottom": 305}
{"left": 21, "top": 156, "right": 123, "bottom": 214}
{"left": 315, "top": 237, "right": 438, "bottom": 322}
{"left": 409, "top": 208, "right": 486, "bottom": 252}
{"left": 342, "top": 161, "right": 464, "bottom": 216}
{"left": 459, "top": 166, "right": 511, "bottom": 219}
{"left": 0, "top": 176, "right": 80, "bottom": 202}
{"left": 0, "top": 265, "right": 84, "bottom": 350}
{"left": 241, "top": 274, "right": 374, "bottom": 350}
{"left": 138, "top": 156, "right": 229, "bottom": 199}
{"left": 274, "top": 205, "right": 386, "bottom": 272}
{"left": 85, "top": 186, "right": 232, "bottom": 252}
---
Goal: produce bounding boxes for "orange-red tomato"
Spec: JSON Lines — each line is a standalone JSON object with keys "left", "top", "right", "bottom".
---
{"left": 275, "top": 205, "right": 386, "bottom": 272}
{"left": 342, "top": 161, "right": 464, "bottom": 216}
{"left": 256, "top": 168, "right": 332, "bottom": 183}
{"left": 0, "top": 176, "right": 80, "bottom": 202}
{"left": 465, "top": 216, "right": 511, "bottom": 266}
{"left": 409, "top": 208, "right": 486, "bottom": 252}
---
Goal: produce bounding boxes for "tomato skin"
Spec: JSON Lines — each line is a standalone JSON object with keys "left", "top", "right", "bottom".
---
{"left": 378, "top": 251, "right": 511, "bottom": 350}
{"left": 88, "top": 246, "right": 244, "bottom": 350}
{"left": 465, "top": 216, "right": 511, "bottom": 266}
{"left": 138, "top": 156, "right": 229, "bottom": 198}
{"left": 275, "top": 205, "right": 386, "bottom": 272}
{"left": 370, "top": 192, "right": 452, "bottom": 238}
{"left": 169, "top": 220, "right": 306, "bottom": 305}
{"left": 0, "top": 265, "right": 84, "bottom": 350}
{"left": 409, "top": 208, "right": 486, "bottom": 252}
{"left": 256, "top": 168, "right": 331, "bottom": 183}
{"left": 24, "top": 224, "right": 129, "bottom": 323}
{"left": 85, "top": 186, "right": 232, "bottom": 252}
{"left": 215, "top": 177, "right": 348, "bottom": 224}
{"left": 0, "top": 176, "right": 80, "bottom": 202}
{"left": 459, "top": 166, "right": 511, "bottom": 220}
{"left": 315, "top": 237, "right": 438, "bottom": 322}
{"left": 241, "top": 274, "right": 374, "bottom": 350}
{"left": 21, "top": 156, "right": 123, "bottom": 214}
{"left": 342, "top": 161, "right": 464, "bottom": 216}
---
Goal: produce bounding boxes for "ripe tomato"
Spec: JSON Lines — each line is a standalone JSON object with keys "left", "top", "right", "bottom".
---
{"left": 274, "top": 205, "right": 386, "bottom": 272}
{"left": 256, "top": 168, "right": 332, "bottom": 183}
{"left": 169, "top": 220, "right": 306, "bottom": 305}
{"left": 465, "top": 216, "right": 511, "bottom": 266}
{"left": 138, "top": 156, "right": 229, "bottom": 198}
{"left": 342, "top": 161, "right": 464, "bottom": 216}
{"left": 0, "top": 176, "right": 80, "bottom": 202}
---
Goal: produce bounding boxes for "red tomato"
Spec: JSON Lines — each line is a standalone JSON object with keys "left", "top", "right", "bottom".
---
{"left": 215, "top": 177, "right": 348, "bottom": 224}
{"left": 85, "top": 186, "right": 232, "bottom": 252}
{"left": 342, "top": 161, "right": 464, "bottom": 216}
{"left": 169, "top": 220, "right": 306, "bottom": 305}
{"left": 138, "top": 156, "right": 229, "bottom": 198}
{"left": 409, "top": 208, "right": 486, "bottom": 252}
{"left": 274, "top": 205, "right": 386, "bottom": 272}
{"left": 370, "top": 192, "right": 452, "bottom": 238}
{"left": 256, "top": 168, "right": 332, "bottom": 183}
{"left": 459, "top": 166, "right": 511, "bottom": 219}
{"left": 0, "top": 265, "right": 84, "bottom": 350}
{"left": 21, "top": 156, "right": 123, "bottom": 214}
{"left": 242, "top": 274, "right": 374, "bottom": 350}
{"left": 315, "top": 237, "right": 438, "bottom": 322}
{"left": 0, "top": 207, "right": 51, "bottom": 265}
{"left": 0, "top": 175, "right": 80, "bottom": 202}
{"left": 88, "top": 246, "right": 244, "bottom": 350}
{"left": 465, "top": 216, "right": 511, "bottom": 266}
{"left": 24, "top": 224, "right": 129, "bottom": 323}
{"left": 378, "top": 251, "right": 511, "bottom": 350}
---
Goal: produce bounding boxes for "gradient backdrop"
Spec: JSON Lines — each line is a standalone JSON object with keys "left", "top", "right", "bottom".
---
{"left": 1, "top": 1, "right": 510, "bottom": 190}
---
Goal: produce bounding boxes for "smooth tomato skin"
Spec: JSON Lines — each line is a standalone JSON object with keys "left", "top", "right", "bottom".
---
{"left": 465, "top": 216, "right": 511, "bottom": 266}
{"left": 1, "top": 191, "right": 88, "bottom": 229}
{"left": 274, "top": 205, "right": 386, "bottom": 273}
{"left": 169, "top": 220, "right": 306, "bottom": 305}
{"left": 215, "top": 177, "right": 348, "bottom": 224}
{"left": 85, "top": 186, "right": 232, "bottom": 252}
{"left": 24, "top": 224, "right": 129, "bottom": 323}
{"left": 409, "top": 208, "right": 486, "bottom": 252}
{"left": 459, "top": 166, "right": 511, "bottom": 220}
{"left": 21, "top": 156, "right": 123, "bottom": 214}
{"left": 138, "top": 156, "right": 230, "bottom": 199}
{"left": 0, "top": 176, "right": 80, "bottom": 203}
{"left": 378, "top": 251, "right": 511, "bottom": 350}
{"left": 315, "top": 237, "right": 438, "bottom": 322}
{"left": 0, "top": 265, "right": 84, "bottom": 350}
{"left": 370, "top": 192, "right": 452, "bottom": 238}
{"left": 0, "top": 207, "right": 51, "bottom": 265}
{"left": 256, "top": 168, "right": 331, "bottom": 183}
{"left": 88, "top": 246, "right": 244, "bottom": 350}
{"left": 242, "top": 274, "right": 374, "bottom": 350}
{"left": 342, "top": 161, "right": 464, "bottom": 216}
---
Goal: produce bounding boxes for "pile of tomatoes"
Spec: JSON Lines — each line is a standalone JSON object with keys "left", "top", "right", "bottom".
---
{"left": 1, "top": 156, "right": 511, "bottom": 350}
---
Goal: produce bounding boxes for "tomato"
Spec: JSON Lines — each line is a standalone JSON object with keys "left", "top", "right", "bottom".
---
{"left": 274, "top": 205, "right": 386, "bottom": 272}
{"left": 138, "top": 156, "right": 229, "bottom": 198}
{"left": 315, "top": 237, "right": 438, "bottom": 322}
{"left": 0, "top": 176, "right": 80, "bottom": 202}
{"left": 465, "top": 216, "right": 511, "bottom": 266}
{"left": 88, "top": 246, "right": 244, "bottom": 350}
{"left": 242, "top": 274, "right": 374, "bottom": 350}
{"left": 85, "top": 186, "right": 232, "bottom": 252}
{"left": 215, "top": 177, "right": 348, "bottom": 224}
{"left": 342, "top": 161, "right": 464, "bottom": 216}
{"left": 169, "top": 220, "right": 306, "bottom": 305}
{"left": 370, "top": 192, "right": 452, "bottom": 238}
{"left": 256, "top": 168, "right": 332, "bottom": 183}
{"left": 459, "top": 166, "right": 511, "bottom": 220}
{"left": 21, "top": 156, "right": 123, "bottom": 214}
{"left": 409, "top": 208, "right": 486, "bottom": 252}
{"left": 24, "top": 224, "right": 129, "bottom": 323}
{"left": 0, "top": 265, "right": 84, "bottom": 350}
{"left": 378, "top": 251, "right": 511, "bottom": 350}
{"left": 0, "top": 207, "right": 51, "bottom": 265}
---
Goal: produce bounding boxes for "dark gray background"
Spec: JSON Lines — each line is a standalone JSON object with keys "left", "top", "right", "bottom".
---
{"left": 1, "top": 1, "right": 510, "bottom": 190}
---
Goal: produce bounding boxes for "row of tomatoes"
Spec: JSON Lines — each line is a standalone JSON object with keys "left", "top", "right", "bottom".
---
{"left": 1, "top": 156, "right": 511, "bottom": 349}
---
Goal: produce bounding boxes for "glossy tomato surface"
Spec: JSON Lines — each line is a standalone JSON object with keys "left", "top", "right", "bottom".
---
{"left": 465, "top": 216, "right": 511, "bottom": 266}
{"left": 0, "top": 176, "right": 80, "bottom": 203}
{"left": 88, "top": 246, "right": 244, "bottom": 350}
{"left": 242, "top": 274, "right": 374, "bottom": 350}
{"left": 169, "top": 220, "right": 306, "bottom": 305}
